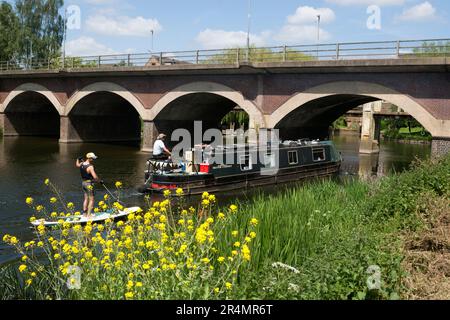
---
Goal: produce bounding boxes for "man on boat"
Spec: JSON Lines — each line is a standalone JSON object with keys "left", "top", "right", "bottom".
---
{"left": 153, "top": 133, "right": 172, "bottom": 160}
{"left": 76, "top": 152, "right": 102, "bottom": 218}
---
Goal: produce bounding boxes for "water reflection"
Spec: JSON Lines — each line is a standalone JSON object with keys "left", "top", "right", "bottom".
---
{"left": 0, "top": 134, "right": 431, "bottom": 264}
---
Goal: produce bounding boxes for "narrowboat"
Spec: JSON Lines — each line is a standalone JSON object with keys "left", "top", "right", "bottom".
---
{"left": 141, "top": 140, "right": 342, "bottom": 195}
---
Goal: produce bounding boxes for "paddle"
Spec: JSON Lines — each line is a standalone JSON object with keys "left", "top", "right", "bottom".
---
{"left": 101, "top": 182, "right": 127, "bottom": 207}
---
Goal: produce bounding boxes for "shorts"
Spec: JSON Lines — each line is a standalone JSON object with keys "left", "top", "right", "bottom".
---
{"left": 82, "top": 181, "right": 95, "bottom": 196}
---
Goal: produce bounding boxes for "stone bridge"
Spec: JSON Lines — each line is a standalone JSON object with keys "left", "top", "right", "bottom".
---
{"left": 0, "top": 58, "right": 449, "bottom": 156}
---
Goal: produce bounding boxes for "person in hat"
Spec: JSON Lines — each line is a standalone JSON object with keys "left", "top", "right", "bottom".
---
{"left": 153, "top": 133, "right": 171, "bottom": 160}
{"left": 76, "top": 152, "right": 102, "bottom": 217}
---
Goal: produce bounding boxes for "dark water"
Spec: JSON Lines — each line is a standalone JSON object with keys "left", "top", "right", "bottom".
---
{"left": 0, "top": 134, "right": 431, "bottom": 264}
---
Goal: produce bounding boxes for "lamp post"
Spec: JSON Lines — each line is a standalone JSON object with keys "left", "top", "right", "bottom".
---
{"left": 62, "top": 8, "right": 67, "bottom": 68}
{"left": 246, "top": 0, "right": 252, "bottom": 62}
{"left": 151, "top": 29, "right": 154, "bottom": 52}
{"left": 316, "top": 14, "right": 321, "bottom": 59}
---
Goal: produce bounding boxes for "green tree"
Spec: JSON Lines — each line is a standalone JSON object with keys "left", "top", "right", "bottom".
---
{"left": 15, "top": 0, "right": 64, "bottom": 66}
{"left": 202, "top": 46, "right": 315, "bottom": 64}
{"left": 412, "top": 41, "right": 450, "bottom": 57}
{"left": 0, "top": 2, "right": 19, "bottom": 62}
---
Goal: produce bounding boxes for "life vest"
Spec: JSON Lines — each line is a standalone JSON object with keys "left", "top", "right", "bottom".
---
{"left": 80, "top": 163, "right": 94, "bottom": 181}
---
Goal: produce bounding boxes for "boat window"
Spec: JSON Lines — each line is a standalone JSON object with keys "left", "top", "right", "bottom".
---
{"left": 312, "top": 148, "right": 326, "bottom": 162}
{"left": 288, "top": 151, "right": 298, "bottom": 165}
{"left": 240, "top": 155, "right": 253, "bottom": 171}
{"left": 263, "top": 153, "right": 276, "bottom": 168}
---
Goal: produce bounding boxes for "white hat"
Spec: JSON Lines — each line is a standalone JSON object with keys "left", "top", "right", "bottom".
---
{"left": 157, "top": 133, "right": 167, "bottom": 139}
{"left": 86, "top": 152, "right": 98, "bottom": 160}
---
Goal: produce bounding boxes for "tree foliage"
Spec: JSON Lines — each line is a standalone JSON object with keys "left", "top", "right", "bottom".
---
{"left": 202, "top": 46, "right": 316, "bottom": 64}
{"left": 412, "top": 41, "right": 450, "bottom": 57}
{"left": 0, "top": 0, "right": 64, "bottom": 65}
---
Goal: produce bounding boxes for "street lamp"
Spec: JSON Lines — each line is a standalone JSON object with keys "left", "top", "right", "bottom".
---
{"left": 316, "top": 14, "right": 321, "bottom": 59}
{"left": 246, "top": 0, "right": 252, "bottom": 62}
{"left": 151, "top": 29, "right": 154, "bottom": 52}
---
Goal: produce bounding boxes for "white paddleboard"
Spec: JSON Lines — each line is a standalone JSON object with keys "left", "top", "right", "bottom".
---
{"left": 31, "top": 207, "right": 142, "bottom": 227}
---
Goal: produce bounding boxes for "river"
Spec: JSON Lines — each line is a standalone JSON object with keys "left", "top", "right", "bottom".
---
{"left": 0, "top": 133, "right": 431, "bottom": 264}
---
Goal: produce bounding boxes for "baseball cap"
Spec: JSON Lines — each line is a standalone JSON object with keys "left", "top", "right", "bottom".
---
{"left": 86, "top": 152, "right": 98, "bottom": 160}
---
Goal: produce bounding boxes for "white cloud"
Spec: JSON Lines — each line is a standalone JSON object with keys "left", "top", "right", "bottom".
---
{"left": 195, "top": 29, "right": 267, "bottom": 49}
{"left": 86, "top": 15, "right": 162, "bottom": 37}
{"left": 396, "top": 1, "right": 436, "bottom": 22}
{"left": 275, "top": 25, "right": 332, "bottom": 44}
{"left": 326, "top": 0, "right": 404, "bottom": 6}
{"left": 287, "top": 6, "right": 335, "bottom": 25}
{"left": 273, "top": 6, "right": 335, "bottom": 45}
{"left": 84, "top": 0, "right": 117, "bottom": 5}
{"left": 66, "top": 36, "right": 117, "bottom": 56}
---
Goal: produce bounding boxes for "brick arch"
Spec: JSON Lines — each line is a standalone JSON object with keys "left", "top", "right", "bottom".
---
{"left": 65, "top": 82, "right": 149, "bottom": 119}
{"left": 268, "top": 81, "right": 450, "bottom": 137}
{"left": 0, "top": 83, "right": 64, "bottom": 115}
{"left": 150, "top": 81, "right": 266, "bottom": 129}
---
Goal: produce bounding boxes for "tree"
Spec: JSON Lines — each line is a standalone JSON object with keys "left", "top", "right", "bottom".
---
{"left": 412, "top": 41, "right": 450, "bottom": 57}
{"left": 15, "top": 0, "right": 64, "bottom": 66}
{"left": 0, "top": 2, "right": 19, "bottom": 62}
{"left": 202, "top": 46, "right": 315, "bottom": 64}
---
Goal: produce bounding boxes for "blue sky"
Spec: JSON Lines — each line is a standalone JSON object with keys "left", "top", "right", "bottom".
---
{"left": 62, "top": 0, "right": 449, "bottom": 56}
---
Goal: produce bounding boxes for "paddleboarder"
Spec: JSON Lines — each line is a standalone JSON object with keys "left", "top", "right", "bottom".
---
{"left": 76, "top": 152, "right": 102, "bottom": 218}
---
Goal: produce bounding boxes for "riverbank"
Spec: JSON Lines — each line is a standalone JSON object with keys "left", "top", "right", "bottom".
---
{"left": 1, "top": 154, "right": 449, "bottom": 300}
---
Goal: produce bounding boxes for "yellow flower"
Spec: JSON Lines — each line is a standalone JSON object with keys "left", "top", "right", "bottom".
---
{"left": 25, "top": 279, "right": 32, "bottom": 286}
{"left": 25, "top": 197, "right": 34, "bottom": 205}
{"left": 201, "top": 258, "right": 210, "bottom": 264}
{"left": 242, "top": 244, "right": 251, "bottom": 261}
{"left": 233, "top": 242, "right": 241, "bottom": 248}
{"left": 231, "top": 231, "right": 238, "bottom": 237}
{"left": 115, "top": 181, "right": 123, "bottom": 188}
{"left": 249, "top": 232, "right": 257, "bottom": 239}
{"left": 176, "top": 188, "right": 184, "bottom": 196}
{"left": 19, "top": 264, "right": 27, "bottom": 273}
{"left": 36, "top": 205, "right": 44, "bottom": 212}
{"left": 218, "top": 212, "right": 225, "bottom": 220}
{"left": 217, "top": 257, "right": 225, "bottom": 263}
{"left": 67, "top": 202, "right": 74, "bottom": 209}
{"left": 31, "top": 272, "right": 37, "bottom": 278}
{"left": 214, "top": 288, "right": 220, "bottom": 294}
{"left": 50, "top": 197, "right": 57, "bottom": 204}
{"left": 229, "top": 204, "right": 238, "bottom": 213}
{"left": 21, "top": 255, "right": 28, "bottom": 262}
{"left": 250, "top": 218, "right": 259, "bottom": 226}
{"left": 29, "top": 217, "right": 36, "bottom": 223}
{"left": 163, "top": 189, "right": 171, "bottom": 197}
{"left": 44, "top": 179, "right": 50, "bottom": 186}
{"left": 225, "top": 282, "right": 232, "bottom": 290}
{"left": 124, "top": 292, "right": 134, "bottom": 300}
{"left": 202, "top": 192, "right": 210, "bottom": 199}
{"left": 136, "top": 282, "right": 143, "bottom": 288}
{"left": 202, "top": 199, "right": 210, "bottom": 207}
{"left": 104, "top": 194, "right": 109, "bottom": 200}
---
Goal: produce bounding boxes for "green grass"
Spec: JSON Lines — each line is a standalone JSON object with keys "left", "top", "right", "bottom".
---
{"left": 2, "top": 155, "right": 449, "bottom": 300}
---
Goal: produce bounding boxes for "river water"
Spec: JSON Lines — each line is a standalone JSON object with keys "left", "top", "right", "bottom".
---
{"left": 0, "top": 133, "right": 431, "bottom": 264}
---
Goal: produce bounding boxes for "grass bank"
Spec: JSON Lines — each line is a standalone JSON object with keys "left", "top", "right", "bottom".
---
{"left": 1, "top": 155, "right": 449, "bottom": 300}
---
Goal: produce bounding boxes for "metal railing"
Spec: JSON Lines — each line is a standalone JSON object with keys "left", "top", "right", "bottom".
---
{"left": 0, "top": 38, "right": 448, "bottom": 72}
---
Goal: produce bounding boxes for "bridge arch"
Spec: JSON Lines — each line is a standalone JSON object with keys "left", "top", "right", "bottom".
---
{"left": 65, "top": 82, "right": 148, "bottom": 119}
{"left": 1, "top": 83, "right": 62, "bottom": 137}
{"left": 150, "top": 81, "right": 266, "bottom": 129}
{"left": 268, "top": 81, "right": 449, "bottom": 138}
{"left": 1, "top": 83, "right": 63, "bottom": 114}
{"left": 63, "top": 82, "right": 147, "bottom": 144}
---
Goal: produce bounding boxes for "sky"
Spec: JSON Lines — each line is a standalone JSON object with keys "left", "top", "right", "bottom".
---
{"left": 59, "top": 0, "right": 449, "bottom": 56}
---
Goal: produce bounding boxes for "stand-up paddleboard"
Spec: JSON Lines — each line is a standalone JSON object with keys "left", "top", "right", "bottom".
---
{"left": 31, "top": 207, "right": 142, "bottom": 228}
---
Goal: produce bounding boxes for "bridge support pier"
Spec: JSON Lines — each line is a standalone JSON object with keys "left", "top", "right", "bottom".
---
{"left": 59, "top": 116, "right": 82, "bottom": 143}
{"left": 142, "top": 120, "right": 159, "bottom": 153}
{"left": 359, "top": 102, "right": 381, "bottom": 154}
{"left": 432, "top": 137, "right": 450, "bottom": 158}
{"left": 0, "top": 113, "right": 4, "bottom": 136}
